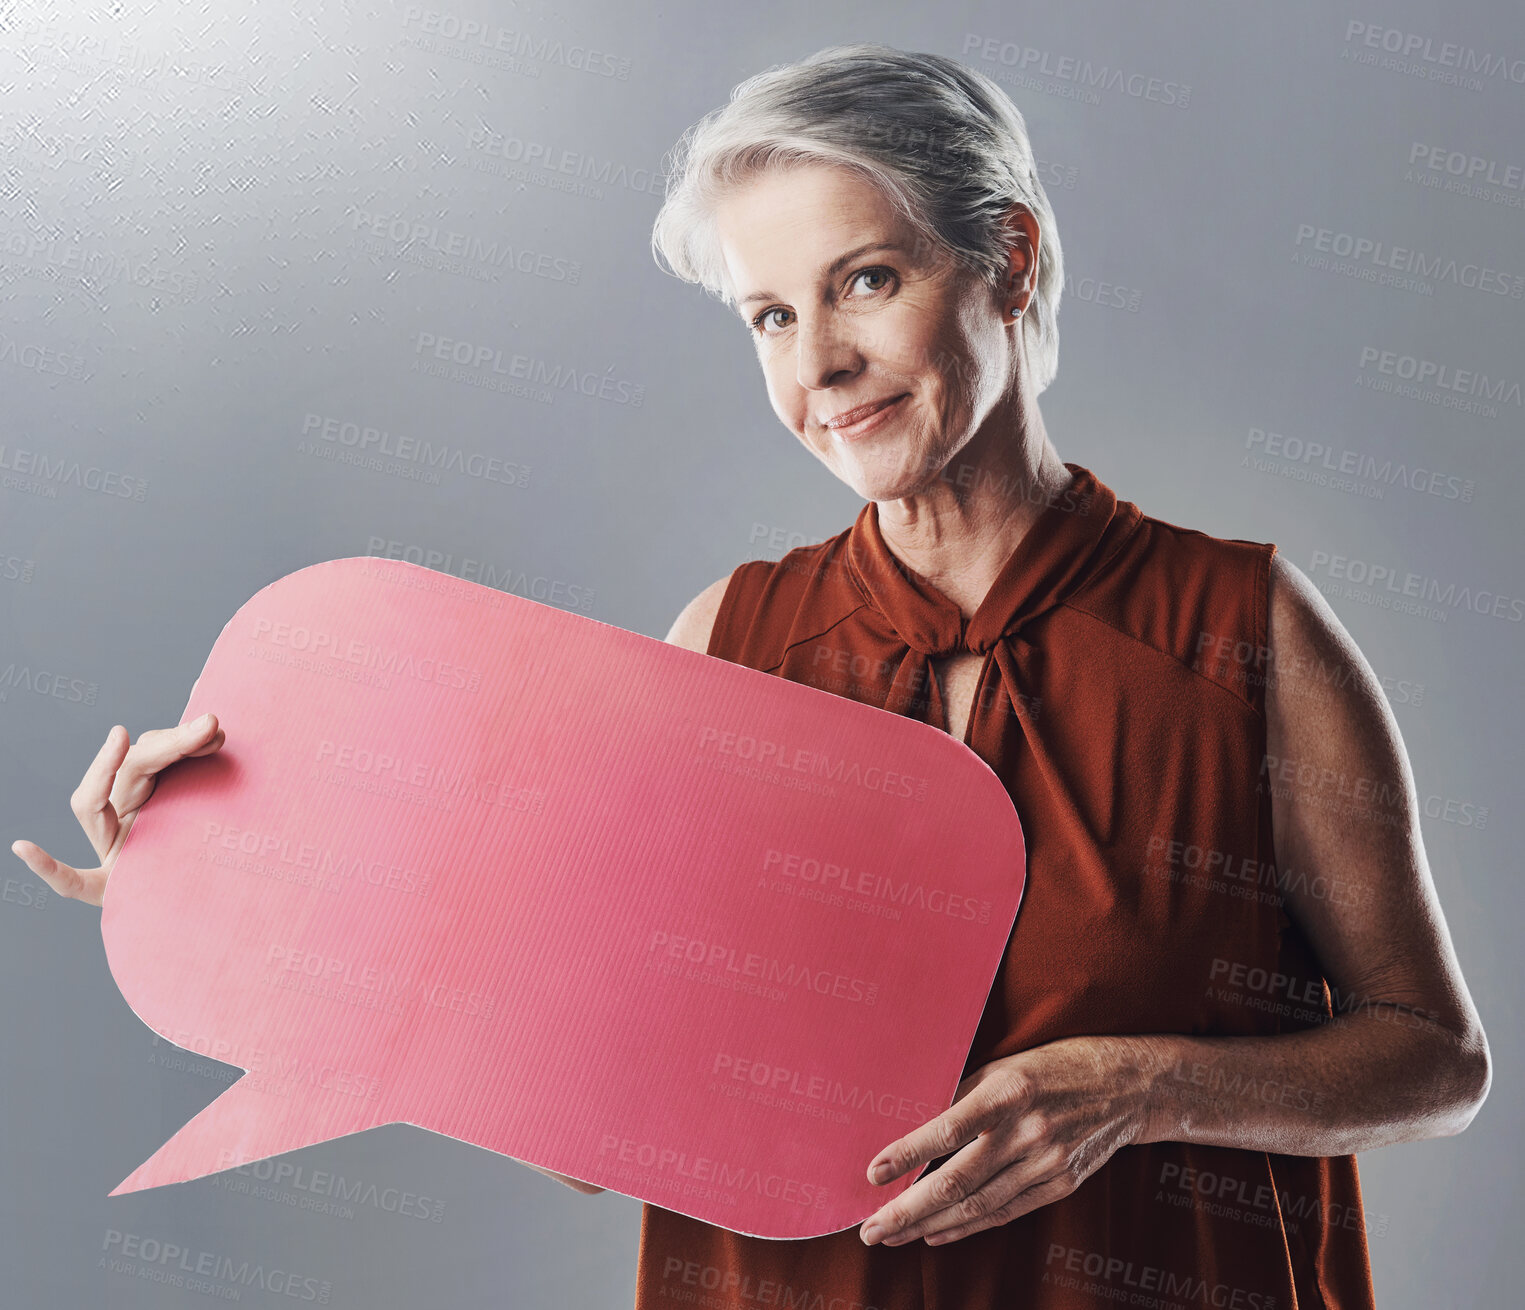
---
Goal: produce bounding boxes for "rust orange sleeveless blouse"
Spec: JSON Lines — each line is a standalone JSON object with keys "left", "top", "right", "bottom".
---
{"left": 635, "top": 462, "right": 1376, "bottom": 1309}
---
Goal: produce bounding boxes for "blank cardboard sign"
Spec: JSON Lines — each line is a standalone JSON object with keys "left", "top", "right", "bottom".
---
{"left": 101, "top": 557, "right": 1026, "bottom": 1239}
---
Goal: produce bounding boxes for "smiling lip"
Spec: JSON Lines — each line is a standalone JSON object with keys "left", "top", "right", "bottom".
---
{"left": 823, "top": 393, "right": 909, "bottom": 435}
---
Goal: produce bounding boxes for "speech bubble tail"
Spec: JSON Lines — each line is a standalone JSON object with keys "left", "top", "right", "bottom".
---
{"left": 109, "top": 1073, "right": 378, "bottom": 1196}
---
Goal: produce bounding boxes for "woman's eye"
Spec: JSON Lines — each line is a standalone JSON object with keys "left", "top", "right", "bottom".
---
{"left": 752, "top": 307, "right": 793, "bottom": 334}
{"left": 850, "top": 267, "right": 893, "bottom": 295}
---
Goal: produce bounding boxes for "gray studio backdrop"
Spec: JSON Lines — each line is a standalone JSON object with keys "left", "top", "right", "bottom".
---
{"left": 2, "top": 1, "right": 1520, "bottom": 1306}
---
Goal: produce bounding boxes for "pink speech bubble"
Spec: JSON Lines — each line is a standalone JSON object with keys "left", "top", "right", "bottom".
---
{"left": 101, "top": 557, "right": 1025, "bottom": 1238}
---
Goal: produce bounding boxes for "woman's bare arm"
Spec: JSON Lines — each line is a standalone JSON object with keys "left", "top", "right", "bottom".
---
{"left": 1134, "top": 551, "right": 1491, "bottom": 1153}
{"left": 663, "top": 573, "right": 732, "bottom": 652}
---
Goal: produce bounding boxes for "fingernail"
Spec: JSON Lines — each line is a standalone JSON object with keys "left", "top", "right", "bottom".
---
{"left": 860, "top": 1224, "right": 884, "bottom": 1244}
{"left": 196, "top": 712, "right": 213, "bottom": 726}
{"left": 869, "top": 1162, "right": 892, "bottom": 1184}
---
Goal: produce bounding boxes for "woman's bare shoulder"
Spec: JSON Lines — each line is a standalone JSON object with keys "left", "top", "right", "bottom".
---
{"left": 663, "top": 571, "right": 736, "bottom": 653}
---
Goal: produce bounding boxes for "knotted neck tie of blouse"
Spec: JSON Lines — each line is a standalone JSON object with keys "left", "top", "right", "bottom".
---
{"left": 841, "top": 462, "right": 1132, "bottom": 760}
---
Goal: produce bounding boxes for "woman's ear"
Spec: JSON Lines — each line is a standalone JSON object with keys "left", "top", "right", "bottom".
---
{"left": 999, "top": 203, "right": 1040, "bottom": 315}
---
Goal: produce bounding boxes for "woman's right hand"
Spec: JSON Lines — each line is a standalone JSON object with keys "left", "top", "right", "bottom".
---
{"left": 10, "top": 712, "right": 225, "bottom": 909}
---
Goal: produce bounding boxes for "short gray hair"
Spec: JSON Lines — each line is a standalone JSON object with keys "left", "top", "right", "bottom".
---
{"left": 651, "top": 42, "right": 1065, "bottom": 394}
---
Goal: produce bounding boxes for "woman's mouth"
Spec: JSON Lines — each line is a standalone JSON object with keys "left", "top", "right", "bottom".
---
{"left": 823, "top": 393, "right": 910, "bottom": 442}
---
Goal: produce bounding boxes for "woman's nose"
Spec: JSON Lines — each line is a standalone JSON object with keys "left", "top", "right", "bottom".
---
{"left": 794, "top": 315, "right": 863, "bottom": 391}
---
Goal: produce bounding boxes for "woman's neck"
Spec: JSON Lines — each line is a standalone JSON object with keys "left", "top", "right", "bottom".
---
{"left": 875, "top": 407, "right": 1072, "bottom": 620}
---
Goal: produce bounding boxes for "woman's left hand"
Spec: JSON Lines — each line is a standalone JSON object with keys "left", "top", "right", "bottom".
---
{"left": 858, "top": 1035, "right": 1157, "bottom": 1247}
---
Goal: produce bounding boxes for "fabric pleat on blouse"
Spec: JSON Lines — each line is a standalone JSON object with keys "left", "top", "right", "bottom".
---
{"left": 634, "top": 462, "right": 1377, "bottom": 1310}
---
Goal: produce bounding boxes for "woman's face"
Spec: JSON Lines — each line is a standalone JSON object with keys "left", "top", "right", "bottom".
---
{"left": 714, "top": 161, "right": 1025, "bottom": 503}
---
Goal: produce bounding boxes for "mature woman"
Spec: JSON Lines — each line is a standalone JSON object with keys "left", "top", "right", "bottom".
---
{"left": 639, "top": 42, "right": 1490, "bottom": 1310}
{"left": 14, "top": 41, "right": 1489, "bottom": 1310}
